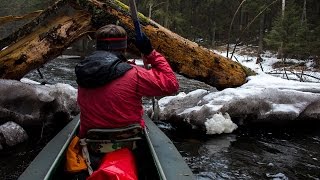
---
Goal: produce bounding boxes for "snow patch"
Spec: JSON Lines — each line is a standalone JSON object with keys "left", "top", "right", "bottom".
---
{"left": 204, "top": 113, "right": 238, "bottom": 134}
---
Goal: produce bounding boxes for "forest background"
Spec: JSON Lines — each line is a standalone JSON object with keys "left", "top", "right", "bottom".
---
{"left": 0, "top": 0, "right": 319, "bottom": 61}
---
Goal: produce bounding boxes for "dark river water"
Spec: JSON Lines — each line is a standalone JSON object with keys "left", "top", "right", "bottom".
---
{"left": 23, "top": 56, "right": 320, "bottom": 180}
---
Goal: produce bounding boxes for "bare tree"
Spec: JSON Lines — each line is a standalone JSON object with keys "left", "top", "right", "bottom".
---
{"left": 281, "top": 0, "right": 286, "bottom": 18}
{"left": 148, "top": 1, "right": 166, "bottom": 19}
{"left": 257, "top": 11, "right": 265, "bottom": 55}
{"left": 230, "top": 0, "right": 279, "bottom": 60}
{"left": 301, "top": 0, "right": 307, "bottom": 24}
{"left": 163, "top": 0, "right": 169, "bottom": 28}
{"left": 277, "top": 0, "right": 285, "bottom": 60}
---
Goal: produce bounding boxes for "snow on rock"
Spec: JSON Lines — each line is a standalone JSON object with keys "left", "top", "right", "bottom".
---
{"left": 155, "top": 73, "right": 320, "bottom": 134}
{"left": 152, "top": 48, "right": 320, "bottom": 134}
{"left": 0, "top": 121, "right": 28, "bottom": 149}
{"left": 0, "top": 79, "right": 79, "bottom": 134}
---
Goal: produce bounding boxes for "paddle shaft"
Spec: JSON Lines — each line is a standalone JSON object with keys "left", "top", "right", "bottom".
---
{"left": 129, "top": 0, "right": 147, "bottom": 69}
{"left": 129, "top": 0, "right": 159, "bottom": 120}
{"left": 129, "top": 0, "right": 143, "bottom": 41}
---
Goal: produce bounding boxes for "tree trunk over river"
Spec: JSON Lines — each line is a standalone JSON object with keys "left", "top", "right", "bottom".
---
{"left": 0, "top": 0, "right": 251, "bottom": 90}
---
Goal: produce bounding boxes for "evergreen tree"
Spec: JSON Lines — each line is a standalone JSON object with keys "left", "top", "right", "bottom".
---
{"left": 1, "top": 0, "right": 319, "bottom": 57}
{"left": 309, "top": 24, "right": 320, "bottom": 57}
{"left": 264, "top": 1, "right": 309, "bottom": 58}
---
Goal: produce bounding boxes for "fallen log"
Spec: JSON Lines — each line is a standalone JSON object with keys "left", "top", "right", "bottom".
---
{"left": 0, "top": 7, "right": 91, "bottom": 80}
{"left": 0, "top": 0, "right": 70, "bottom": 50}
{"left": 0, "top": 10, "right": 43, "bottom": 27}
{"left": 0, "top": 0, "right": 252, "bottom": 89}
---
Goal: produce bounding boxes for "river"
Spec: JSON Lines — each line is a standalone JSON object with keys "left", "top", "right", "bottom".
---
{"left": 23, "top": 56, "right": 320, "bottom": 180}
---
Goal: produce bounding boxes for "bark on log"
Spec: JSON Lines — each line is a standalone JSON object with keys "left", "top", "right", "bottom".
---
{"left": 0, "top": 7, "right": 91, "bottom": 80}
{"left": 0, "top": 0, "right": 70, "bottom": 50}
{"left": 0, "top": 0, "right": 251, "bottom": 89}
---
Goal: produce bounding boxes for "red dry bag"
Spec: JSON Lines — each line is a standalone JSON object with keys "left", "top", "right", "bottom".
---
{"left": 87, "top": 148, "right": 138, "bottom": 180}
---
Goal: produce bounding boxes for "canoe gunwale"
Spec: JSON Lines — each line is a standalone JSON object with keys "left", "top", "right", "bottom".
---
{"left": 143, "top": 114, "right": 195, "bottom": 180}
{"left": 144, "top": 126, "right": 167, "bottom": 180}
{"left": 18, "top": 115, "right": 80, "bottom": 180}
{"left": 44, "top": 119, "right": 80, "bottom": 180}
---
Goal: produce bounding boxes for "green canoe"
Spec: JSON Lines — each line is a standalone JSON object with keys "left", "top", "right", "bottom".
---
{"left": 19, "top": 114, "right": 195, "bottom": 180}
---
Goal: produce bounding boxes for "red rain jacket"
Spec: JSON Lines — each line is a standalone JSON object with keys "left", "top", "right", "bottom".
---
{"left": 78, "top": 50, "right": 179, "bottom": 137}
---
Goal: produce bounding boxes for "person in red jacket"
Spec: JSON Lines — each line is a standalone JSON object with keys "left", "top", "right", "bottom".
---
{"left": 75, "top": 24, "right": 179, "bottom": 138}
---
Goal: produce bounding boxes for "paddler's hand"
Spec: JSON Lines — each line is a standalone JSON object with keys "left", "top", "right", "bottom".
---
{"left": 134, "top": 33, "right": 153, "bottom": 56}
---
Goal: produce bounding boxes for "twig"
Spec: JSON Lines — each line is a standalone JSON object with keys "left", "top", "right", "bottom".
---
{"left": 36, "top": 68, "right": 44, "bottom": 79}
{"left": 226, "top": 0, "right": 246, "bottom": 58}
{"left": 230, "top": 0, "right": 279, "bottom": 60}
{"left": 283, "top": 67, "right": 289, "bottom": 80}
{"left": 300, "top": 68, "right": 304, "bottom": 82}
{"left": 287, "top": 69, "right": 304, "bottom": 82}
{"left": 259, "top": 62, "right": 264, "bottom": 72}
{"left": 38, "top": 121, "right": 45, "bottom": 143}
{"left": 233, "top": 55, "right": 240, "bottom": 63}
{"left": 266, "top": 71, "right": 320, "bottom": 82}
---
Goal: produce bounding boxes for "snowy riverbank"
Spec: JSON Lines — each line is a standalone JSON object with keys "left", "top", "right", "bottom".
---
{"left": 154, "top": 47, "right": 320, "bottom": 134}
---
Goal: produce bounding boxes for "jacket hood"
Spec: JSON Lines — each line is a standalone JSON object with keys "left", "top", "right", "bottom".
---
{"left": 75, "top": 51, "right": 133, "bottom": 88}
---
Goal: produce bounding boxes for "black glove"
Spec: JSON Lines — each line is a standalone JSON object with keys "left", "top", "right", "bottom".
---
{"left": 134, "top": 33, "right": 153, "bottom": 55}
